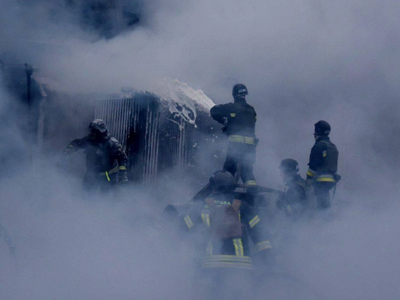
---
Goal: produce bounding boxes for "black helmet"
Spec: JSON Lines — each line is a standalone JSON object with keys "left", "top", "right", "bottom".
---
{"left": 89, "top": 119, "right": 108, "bottom": 134}
{"left": 314, "top": 120, "right": 331, "bottom": 136}
{"left": 209, "top": 170, "right": 236, "bottom": 192}
{"left": 279, "top": 159, "right": 299, "bottom": 173}
{"left": 232, "top": 83, "right": 248, "bottom": 99}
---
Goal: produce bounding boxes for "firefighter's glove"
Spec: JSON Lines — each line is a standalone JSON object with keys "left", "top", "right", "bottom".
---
{"left": 63, "top": 145, "right": 74, "bottom": 156}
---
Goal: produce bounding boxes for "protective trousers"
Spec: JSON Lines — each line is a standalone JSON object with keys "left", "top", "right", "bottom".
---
{"left": 313, "top": 182, "right": 335, "bottom": 210}
{"left": 223, "top": 142, "right": 256, "bottom": 185}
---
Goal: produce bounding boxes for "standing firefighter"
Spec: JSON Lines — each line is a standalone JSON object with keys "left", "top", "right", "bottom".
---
{"left": 182, "top": 171, "right": 272, "bottom": 299}
{"left": 210, "top": 84, "right": 258, "bottom": 185}
{"left": 276, "top": 159, "right": 315, "bottom": 219}
{"left": 306, "top": 121, "right": 340, "bottom": 210}
{"left": 63, "top": 119, "right": 128, "bottom": 191}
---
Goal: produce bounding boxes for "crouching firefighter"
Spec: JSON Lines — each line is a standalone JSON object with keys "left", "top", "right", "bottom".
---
{"left": 276, "top": 159, "right": 316, "bottom": 220}
{"left": 180, "top": 171, "right": 272, "bottom": 299}
{"left": 210, "top": 84, "right": 258, "bottom": 186}
{"left": 63, "top": 119, "right": 128, "bottom": 192}
{"left": 306, "top": 120, "right": 340, "bottom": 210}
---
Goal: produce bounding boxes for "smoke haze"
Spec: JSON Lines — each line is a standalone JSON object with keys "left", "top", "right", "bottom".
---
{"left": 1, "top": 0, "right": 400, "bottom": 299}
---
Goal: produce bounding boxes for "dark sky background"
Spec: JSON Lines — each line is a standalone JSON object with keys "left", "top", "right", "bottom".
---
{"left": 1, "top": 0, "right": 400, "bottom": 299}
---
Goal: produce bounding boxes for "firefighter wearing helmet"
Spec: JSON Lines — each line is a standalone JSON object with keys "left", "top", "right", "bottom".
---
{"left": 210, "top": 84, "right": 258, "bottom": 186}
{"left": 276, "top": 159, "right": 315, "bottom": 219}
{"left": 181, "top": 170, "right": 272, "bottom": 298}
{"left": 306, "top": 120, "right": 340, "bottom": 210}
{"left": 63, "top": 119, "right": 128, "bottom": 191}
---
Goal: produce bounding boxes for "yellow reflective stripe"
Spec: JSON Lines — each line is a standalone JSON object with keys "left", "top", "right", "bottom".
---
{"left": 233, "top": 238, "right": 244, "bottom": 256}
{"left": 255, "top": 240, "right": 272, "bottom": 253}
{"left": 201, "top": 214, "right": 206, "bottom": 225}
{"left": 105, "top": 171, "right": 110, "bottom": 182}
{"left": 307, "top": 168, "right": 317, "bottom": 177}
{"left": 286, "top": 205, "right": 292, "bottom": 214}
{"left": 245, "top": 180, "right": 257, "bottom": 186}
{"left": 249, "top": 215, "right": 260, "bottom": 228}
{"left": 238, "top": 213, "right": 241, "bottom": 223}
{"left": 108, "top": 165, "right": 119, "bottom": 174}
{"left": 317, "top": 174, "right": 335, "bottom": 182}
{"left": 317, "top": 177, "right": 336, "bottom": 182}
{"left": 184, "top": 215, "right": 194, "bottom": 229}
{"left": 228, "top": 135, "right": 255, "bottom": 145}
{"left": 119, "top": 166, "right": 127, "bottom": 171}
{"left": 202, "top": 255, "right": 252, "bottom": 269}
{"left": 244, "top": 136, "right": 254, "bottom": 144}
{"left": 201, "top": 213, "right": 211, "bottom": 227}
{"left": 230, "top": 113, "right": 236, "bottom": 117}
{"left": 204, "top": 255, "right": 251, "bottom": 263}
{"left": 228, "top": 135, "right": 244, "bottom": 142}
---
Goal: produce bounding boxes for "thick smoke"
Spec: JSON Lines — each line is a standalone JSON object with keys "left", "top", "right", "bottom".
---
{"left": 1, "top": 0, "right": 400, "bottom": 299}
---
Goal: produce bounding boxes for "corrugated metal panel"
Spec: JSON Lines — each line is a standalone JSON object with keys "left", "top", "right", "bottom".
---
{"left": 95, "top": 98, "right": 132, "bottom": 151}
{"left": 94, "top": 95, "right": 192, "bottom": 183}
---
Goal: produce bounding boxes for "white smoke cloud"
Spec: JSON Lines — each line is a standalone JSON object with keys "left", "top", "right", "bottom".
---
{"left": 1, "top": 0, "right": 400, "bottom": 299}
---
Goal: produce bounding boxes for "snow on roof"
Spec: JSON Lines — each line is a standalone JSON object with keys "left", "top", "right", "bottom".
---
{"left": 148, "top": 78, "right": 215, "bottom": 125}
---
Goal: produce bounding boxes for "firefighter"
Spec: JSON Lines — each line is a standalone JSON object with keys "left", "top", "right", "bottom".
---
{"left": 181, "top": 171, "right": 272, "bottom": 298}
{"left": 276, "top": 159, "right": 315, "bottom": 219}
{"left": 306, "top": 120, "right": 340, "bottom": 210}
{"left": 210, "top": 84, "right": 257, "bottom": 186}
{"left": 63, "top": 119, "right": 128, "bottom": 191}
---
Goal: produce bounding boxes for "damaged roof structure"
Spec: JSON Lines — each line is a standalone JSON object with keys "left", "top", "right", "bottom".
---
{"left": 0, "top": 1, "right": 227, "bottom": 189}
{"left": 94, "top": 78, "right": 224, "bottom": 183}
{"left": 0, "top": 64, "right": 225, "bottom": 186}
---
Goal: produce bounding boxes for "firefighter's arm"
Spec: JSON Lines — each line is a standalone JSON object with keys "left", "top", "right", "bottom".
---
{"left": 251, "top": 105, "right": 257, "bottom": 123}
{"left": 306, "top": 142, "right": 326, "bottom": 181}
{"left": 181, "top": 202, "right": 204, "bottom": 232}
{"left": 275, "top": 192, "right": 286, "bottom": 211}
{"left": 63, "top": 137, "right": 88, "bottom": 155}
{"left": 241, "top": 203, "right": 275, "bottom": 272}
{"left": 210, "top": 104, "right": 231, "bottom": 124}
{"left": 242, "top": 202, "right": 272, "bottom": 255}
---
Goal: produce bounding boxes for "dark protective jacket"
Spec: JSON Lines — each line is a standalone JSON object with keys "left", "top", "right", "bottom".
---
{"left": 182, "top": 192, "right": 271, "bottom": 270}
{"left": 283, "top": 175, "right": 306, "bottom": 206}
{"left": 210, "top": 97, "right": 256, "bottom": 138}
{"left": 307, "top": 136, "right": 339, "bottom": 183}
{"left": 277, "top": 174, "right": 317, "bottom": 217}
{"left": 211, "top": 97, "right": 258, "bottom": 185}
{"left": 66, "top": 134, "right": 128, "bottom": 174}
